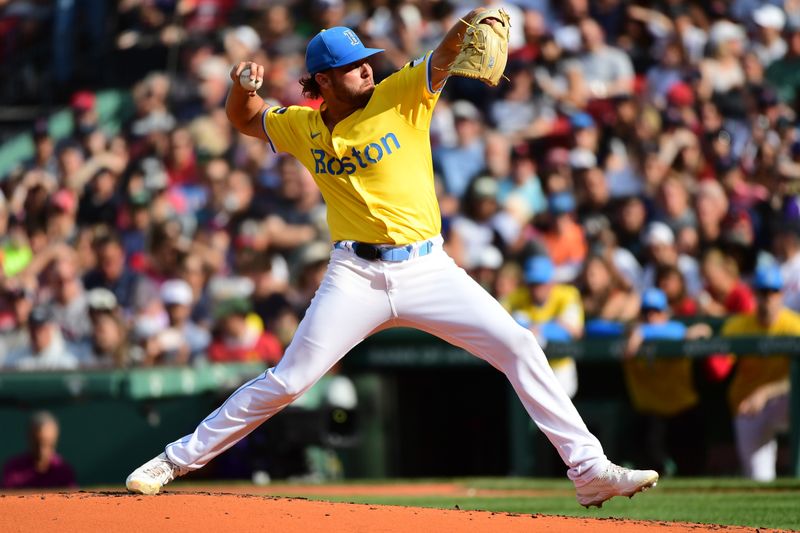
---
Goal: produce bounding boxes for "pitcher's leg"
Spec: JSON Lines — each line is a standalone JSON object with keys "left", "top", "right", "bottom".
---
{"left": 394, "top": 254, "right": 607, "bottom": 484}
{"left": 166, "top": 256, "right": 392, "bottom": 469}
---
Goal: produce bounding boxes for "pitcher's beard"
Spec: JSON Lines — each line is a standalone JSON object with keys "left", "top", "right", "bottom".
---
{"left": 334, "top": 82, "right": 375, "bottom": 110}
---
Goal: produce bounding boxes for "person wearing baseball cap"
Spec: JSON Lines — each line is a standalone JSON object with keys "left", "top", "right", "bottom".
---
{"left": 161, "top": 279, "right": 210, "bottom": 364}
{"left": 538, "top": 191, "right": 587, "bottom": 280}
{"left": 752, "top": 4, "right": 787, "bottom": 67}
{"left": 622, "top": 288, "right": 712, "bottom": 475}
{"left": 642, "top": 221, "right": 703, "bottom": 298}
{"left": 504, "top": 254, "right": 583, "bottom": 399}
{"left": 720, "top": 263, "right": 800, "bottom": 481}
{"left": 129, "top": 6, "right": 660, "bottom": 506}
{"left": 3, "top": 305, "right": 82, "bottom": 371}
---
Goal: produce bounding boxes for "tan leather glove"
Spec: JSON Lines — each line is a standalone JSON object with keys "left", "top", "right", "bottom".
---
{"left": 450, "top": 8, "right": 511, "bottom": 87}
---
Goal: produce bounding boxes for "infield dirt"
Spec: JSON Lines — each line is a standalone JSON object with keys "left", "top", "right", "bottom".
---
{"left": 0, "top": 490, "right": 781, "bottom": 533}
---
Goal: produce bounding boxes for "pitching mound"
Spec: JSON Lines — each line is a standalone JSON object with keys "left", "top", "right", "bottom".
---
{"left": 0, "top": 492, "right": 759, "bottom": 532}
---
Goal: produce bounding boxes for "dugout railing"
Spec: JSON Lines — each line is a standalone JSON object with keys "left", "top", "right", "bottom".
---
{"left": 343, "top": 329, "right": 800, "bottom": 478}
{"left": 0, "top": 331, "right": 798, "bottom": 484}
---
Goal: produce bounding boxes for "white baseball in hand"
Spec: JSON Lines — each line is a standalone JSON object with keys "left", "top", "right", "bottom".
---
{"left": 239, "top": 68, "right": 263, "bottom": 92}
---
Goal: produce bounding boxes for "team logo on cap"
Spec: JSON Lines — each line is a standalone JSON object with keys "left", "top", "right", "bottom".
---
{"left": 342, "top": 29, "right": 360, "bottom": 46}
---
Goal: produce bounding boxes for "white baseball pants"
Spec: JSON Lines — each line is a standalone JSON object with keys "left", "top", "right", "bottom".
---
{"left": 735, "top": 393, "right": 789, "bottom": 481}
{"left": 165, "top": 238, "right": 609, "bottom": 485}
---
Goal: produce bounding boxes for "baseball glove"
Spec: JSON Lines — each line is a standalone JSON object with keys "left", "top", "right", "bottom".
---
{"left": 450, "top": 8, "right": 511, "bottom": 87}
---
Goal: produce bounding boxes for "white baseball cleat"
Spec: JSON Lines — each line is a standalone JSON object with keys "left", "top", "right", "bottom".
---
{"left": 126, "top": 452, "right": 188, "bottom": 495}
{"left": 575, "top": 463, "right": 659, "bottom": 508}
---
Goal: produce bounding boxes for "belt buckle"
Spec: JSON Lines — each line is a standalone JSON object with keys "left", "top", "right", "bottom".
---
{"left": 354, "top": 243, "right": 381, "bottom": 260}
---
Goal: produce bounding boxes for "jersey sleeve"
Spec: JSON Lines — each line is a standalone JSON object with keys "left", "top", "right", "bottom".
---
{"left": 378, "top": 51, "right": 442, "bottom": 128}
{"left": 261, "top": 105, "right": 307, "bottom": 156}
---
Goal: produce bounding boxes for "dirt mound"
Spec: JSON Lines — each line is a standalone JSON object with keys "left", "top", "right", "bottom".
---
{"left": 0, "top": 492, "right": 761, "bottom": 533}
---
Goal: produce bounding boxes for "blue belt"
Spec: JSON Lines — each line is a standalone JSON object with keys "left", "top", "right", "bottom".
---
{"left": 334, "top": 240, "right": 434, "bottom": 262}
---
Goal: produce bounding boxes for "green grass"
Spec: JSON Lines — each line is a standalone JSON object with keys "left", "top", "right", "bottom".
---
{"left": 256, "top": 478, "right": 800, "bottom": 531}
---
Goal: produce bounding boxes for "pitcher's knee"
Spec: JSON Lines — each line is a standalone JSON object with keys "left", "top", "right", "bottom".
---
{"left": 269, "top": 370, "right": 311, "bottom": 400}
{"left": 508, "top": 327, "right": 542, "bottom": 359}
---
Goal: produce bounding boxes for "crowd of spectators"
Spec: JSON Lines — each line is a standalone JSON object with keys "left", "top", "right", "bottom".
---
{"left": 2, "top": 0, "right": 800, "bottom": 476}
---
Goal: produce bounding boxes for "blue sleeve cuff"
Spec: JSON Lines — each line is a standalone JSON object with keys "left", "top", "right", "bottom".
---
{"left": 261, "top": 107, "right": 277, "bottom": 153}
{"left": 426, "top": 52, "right": 444, "bottom": 95}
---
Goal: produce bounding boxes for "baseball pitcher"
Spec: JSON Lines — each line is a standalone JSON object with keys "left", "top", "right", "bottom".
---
{"left": 126, "top": 8, "right": 658, "bottom": 507}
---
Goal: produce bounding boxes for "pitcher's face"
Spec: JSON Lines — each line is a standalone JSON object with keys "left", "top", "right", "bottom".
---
{"left": 325, "top": 58, "right": 375, "bottom": 108}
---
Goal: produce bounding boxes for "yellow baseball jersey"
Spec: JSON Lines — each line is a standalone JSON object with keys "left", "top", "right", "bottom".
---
{"left": 503, "top": 284, "right": 583, "bottom": 369}
{"left": 623, "top": 358, "right": 697, "bottom": 417}
{"left": 262, "top": 52, "right": 442, "bottom": 244}
{"left": 722, "top": 308, "right": 800, "bottom": 412}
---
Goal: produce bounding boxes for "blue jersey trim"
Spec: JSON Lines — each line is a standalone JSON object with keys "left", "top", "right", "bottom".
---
{"left": 261, "top": 107, "right": 277, "bottom": 153}
{"left": 426, "top": 52, "right": 445, "bottom": 95}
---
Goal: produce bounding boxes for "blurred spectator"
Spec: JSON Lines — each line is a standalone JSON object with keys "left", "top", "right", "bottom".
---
{"left": 208, "top": 298, "right": 282, "bottom": 364}
{"left": 655, "top": 265, "right": 698, "bottom": 318}
{"left": 289, "top": 241, "right": 332, "bottom": 316}
{"left": 775, "top": 221, "right": 800, "bottom": 312}
{"left": 623, "top": 288, "right": 712, "bottom": 475}
{"left": 3, "top": 306, "right": 83, "bottom": 370}
{"left": 451, "top": 176, "right": 520, "bottom": 270}
{"left": 528, "top": 191, "right": 587, "bottom": 281}
{"left": 699, "top": 20, "right": 747, "bottom": 102}
{"left": 489, "top": 61, "right": 551, "bottom": 137}
{"left": 2, "top": 412, "right": 76, "bottom": 489}
{"left": 434, "top": 100, "right": 486, "bottom": 199}
{"left": 575, "top": 165, "right": 613, "bottom": 230}
{"left": 0, "top": 280, "right": 35, "bottom": 361}
{"left": 25, "top": 119, "right": 58, "bottom": 176}
{"left": 497, "top": 142, "right": 547, "bottom": 224}
{"left": 531, "top": 31, "right": 576, "bottom": 110}
{"left": 641, "top": 222, "right": 703, "bottom": 297}
{"left": 578, "top": 253, "right": 639, "bottom": 333}
{"left": 81, "top": 288, "right": 129, "bottom": 368}
{"left": 721, "top": 264, "right": 800, "bottom": 481}
{"left": 698, "top": 249, "right": 756, "bottom": 317}
{"left": 695, "top": 180, "right": 730, "bottom": 251}
{"left": 43, "top": 251, "right": 91, "bottom": 342}
{"left": 765, "top": 26, "right": 800, "bottom": 105}
{"left": 469, "top": 245, "right": 505, "bottom": 296}
{"left": 260, "top": 4, "right": 305, "bottom": 57}
{"left": 568, "top": 18, "right": 635, "bottom": 105}
{"left": 178, "top": 253, "right": 213, "bottom": 326}
{"left": 261, "top": 157, "right": 323, "bottom": 249}
{"left": 613, "top": 195, "right": 648, "bottom": 262}
{"left": 160, "top": 278, "right": 210, "bottom": 363}
{"left": 644, "top": 39, "right": 688, "bottom": 110}
{"left": 83, "top": 233, "right": 155, "bottom": 312}
{"left": 751, "top": 4, "right": 788, "bottom": 67}
{"left": 504, "top": 255, "right": 583, "bottom": 398}
{"left": 654, "top": 175, "right": 696, "bottom": 237}
{"left": 46, "top": 189, "right": 79, "bottom": 244}
{"left": 77, "top": 166, "right": 121, "bottom": 227}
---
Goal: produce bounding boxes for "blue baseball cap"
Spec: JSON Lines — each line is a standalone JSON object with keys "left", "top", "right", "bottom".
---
{"left": 305, "top": 27, "right": 384, "bottom": 75}
{"left": 523, "top": 255, "right": 554, "bottom": 285}
{"left": 641, "top": 288, "right": 668, "bottom": 312}
{"left": 548, "top": 191, "right": 576, "bottom": 214}
{"left": 570, "top": 112, "right": 595, "bottom": 130}
{"left": 753, "top": 264, "right": 783, "bottom": 291}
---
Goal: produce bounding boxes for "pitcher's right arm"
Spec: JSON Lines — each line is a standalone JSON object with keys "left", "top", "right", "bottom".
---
{"left": 226, "top": 61, "right": 269, "bottom": 140}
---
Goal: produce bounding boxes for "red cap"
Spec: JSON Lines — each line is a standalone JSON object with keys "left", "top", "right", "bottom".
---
{"left": 666, "top": 82, "right": 694, "bottom": 108}
{"left": 70, "top": 91, "right": 96, "bottom": 111}
{"left": 51, "top": 189, "right": 76, "bottom": 213}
